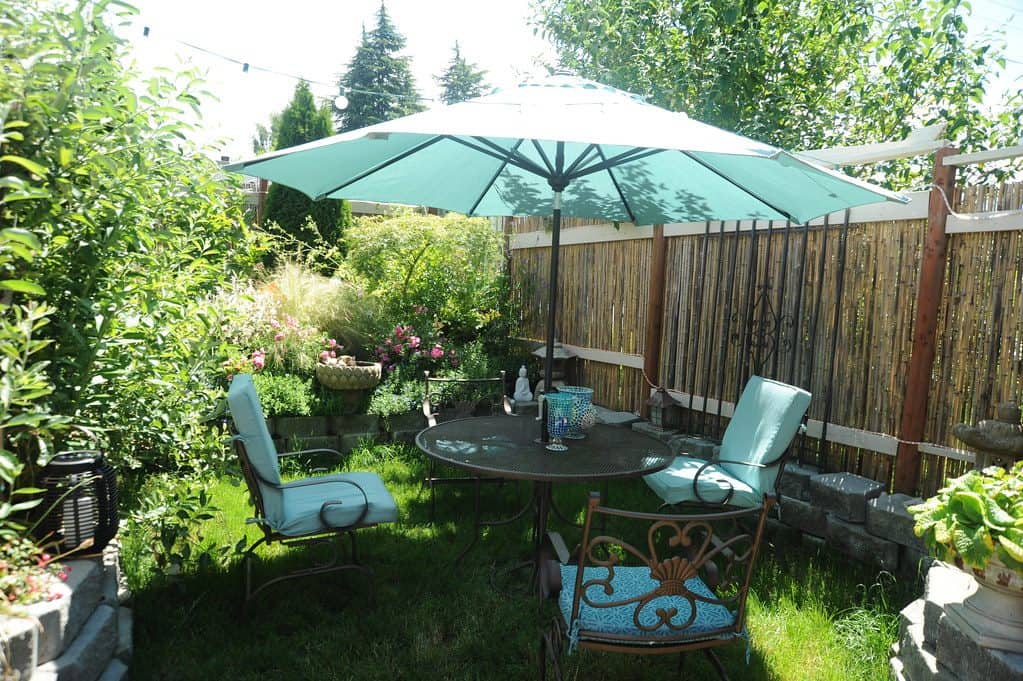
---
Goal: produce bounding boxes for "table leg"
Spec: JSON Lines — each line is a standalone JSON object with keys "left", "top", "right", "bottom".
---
{"left": 455, "top": 480, "right": 533, "bottom": 563}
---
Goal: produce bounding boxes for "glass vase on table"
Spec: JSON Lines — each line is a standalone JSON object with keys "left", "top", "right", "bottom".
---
{"left": 545, "top": 392, "right": 573, "bottom": 452}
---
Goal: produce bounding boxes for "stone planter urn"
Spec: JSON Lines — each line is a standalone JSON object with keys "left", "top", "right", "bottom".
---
{"left": 946, "top": 556, "right": 1023, "bottom": 653}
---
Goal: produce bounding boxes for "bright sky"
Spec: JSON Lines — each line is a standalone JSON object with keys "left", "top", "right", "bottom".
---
{"left": 118, "top": 0, "right": 1022, "bottom": 162}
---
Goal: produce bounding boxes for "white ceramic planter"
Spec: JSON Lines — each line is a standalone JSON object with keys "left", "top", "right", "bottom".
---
{"left": 946, "top": 556, "right": 1023, "bottom": 653}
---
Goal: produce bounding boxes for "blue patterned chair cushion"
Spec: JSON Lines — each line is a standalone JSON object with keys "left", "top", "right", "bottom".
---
{"left": 559, "top": 565, "right": 741, "bottom": 644}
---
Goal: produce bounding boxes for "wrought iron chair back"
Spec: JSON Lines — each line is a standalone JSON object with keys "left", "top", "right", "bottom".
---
{"left": 421, "top": 370, "right": 515, "bottom": 522}
{"left": 541, "top": 492, "right": 774, "bottom": 679}
{"left": 422, "top": 371, "right": 513, "bottom": 425}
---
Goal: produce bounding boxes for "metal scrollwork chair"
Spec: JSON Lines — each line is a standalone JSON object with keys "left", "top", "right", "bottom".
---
{"left": 421, "top": 370, "right": 514, "bottom": 521}
{"left": 539, "top": 492, "right": 774, "bottom": 680}
{"left": 644, "top": 376, "right": 811, "bottom": 509}
{"left": 227, "top": 373, "right": 398, "bottom": 604}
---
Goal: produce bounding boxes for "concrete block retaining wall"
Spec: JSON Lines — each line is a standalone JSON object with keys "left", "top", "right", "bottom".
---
{"left": 0, "top": 542, "right": 131, "bottom": 681}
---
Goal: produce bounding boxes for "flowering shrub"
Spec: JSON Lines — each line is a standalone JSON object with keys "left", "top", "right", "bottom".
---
{"left": 0, "top": 537, "right": 69, "bottom": 606}
{"left": 375, "top": 323, "right": 458, "bottom": 381}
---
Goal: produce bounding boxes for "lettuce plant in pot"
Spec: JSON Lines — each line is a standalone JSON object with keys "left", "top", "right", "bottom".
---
{"left": 909, "top": 461, "right": 1023, "bottom": 651}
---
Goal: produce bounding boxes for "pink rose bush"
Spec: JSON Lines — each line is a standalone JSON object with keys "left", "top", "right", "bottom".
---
{"left": 375, "top": 323, "right": 458, "bottom": 379}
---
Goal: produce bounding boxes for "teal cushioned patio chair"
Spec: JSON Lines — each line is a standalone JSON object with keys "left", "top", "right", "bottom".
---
{"left": 227, "top": 373, "right": 398, "bottom": 604}
{"left": 539, "top": 491, "right": 775, "bottom": 680}
{"left": 644, "top": 376, "right": 811, "bottom": 509}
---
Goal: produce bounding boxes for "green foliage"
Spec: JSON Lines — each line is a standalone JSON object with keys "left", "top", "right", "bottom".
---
{"left": 532, "top": 0, "right": 1023, "bottom": 187}
{"left": 909, "top": 461, "right": 1023, "bottom": 571}
{"left": 436, "top": 42, "right": 488, "bottom": 104}
{"left": 262, "top": 81, "right": 348, "bottom": 259}
{"left": 251, "top": 373, "right": 314, "bottom": 417}
{"left": 337, "top": 2, "right": 425, "bottom": 132}
{"left": 125, "top": 473, "right": 226, "bottom": 576}
{"left": 367, "top": 376, "right": 421, "bottom": 419}
{"left": 219, "top": 261, "right": 388, "bottom": 360}
{"left": 344, "top": 210, "right": 509, "bottom": 343}
{"left": 1, "top": 1, "right": 259, "bottom": 475}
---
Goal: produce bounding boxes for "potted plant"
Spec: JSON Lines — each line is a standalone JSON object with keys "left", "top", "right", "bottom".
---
{"left": 909, "top": 461, "right": 1023, "bottom": 651}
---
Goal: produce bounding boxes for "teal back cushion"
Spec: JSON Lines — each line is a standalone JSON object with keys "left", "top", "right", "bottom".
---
{"left": 719, "top": 376, "right": 811, "bottom": 495}
{"left": 227, "top": 374, "right": 283, "bottom": 524}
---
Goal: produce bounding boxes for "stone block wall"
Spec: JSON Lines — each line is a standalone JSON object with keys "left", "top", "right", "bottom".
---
{"left": 892, "top": 563, "right": 1023, "bottom": 680}
{"left": 0, "top": 542, "right": 132, "bottom": 681}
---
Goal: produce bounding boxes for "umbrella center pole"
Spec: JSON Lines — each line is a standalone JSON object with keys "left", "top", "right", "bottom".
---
{"left": 540, "top": 188, "right": 564, "bottom": 445}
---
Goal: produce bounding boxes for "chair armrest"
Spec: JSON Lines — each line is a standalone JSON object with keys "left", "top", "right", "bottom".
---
{"left": 692, "top": 460, "right": 736, "bottom": 505}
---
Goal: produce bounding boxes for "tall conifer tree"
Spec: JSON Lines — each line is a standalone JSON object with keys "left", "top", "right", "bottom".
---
{"left": 263, "top": 81, "right": 344, "bottom": 245}
{"left": 436, "top": 42, "right": 488, "bottom": 104}
{"left": 337, "top": 2, "right": 423, "bottom": 132}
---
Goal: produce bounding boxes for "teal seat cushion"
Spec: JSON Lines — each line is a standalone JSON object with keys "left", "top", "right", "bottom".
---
{"left": 227, "top": 374, "right": 285, "bottom": 524}
{"left": 644, "top": 456, "right": 760, "bottom": 507}
{"left": 718, "top": 376, "right": 811, "bottom": 494}
{"left": 278, "top": 472, "right": 398, "bottom": 537}
{"left": 559, "top": 565, "right": 740, "bottom": 643}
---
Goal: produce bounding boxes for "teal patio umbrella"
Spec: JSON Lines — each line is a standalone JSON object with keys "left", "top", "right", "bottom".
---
{"left": 227, "top": 74, "right": 905, "bottom": 432}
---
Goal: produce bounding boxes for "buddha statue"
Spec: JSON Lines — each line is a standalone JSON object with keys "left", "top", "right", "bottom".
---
{"left": 513, "top": 365, "right": 533, "bottom": 402}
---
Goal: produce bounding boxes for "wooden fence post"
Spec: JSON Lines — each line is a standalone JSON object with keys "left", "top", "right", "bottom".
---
{"left": 640, "top": 224, "right": 667, "bottom": 419}
{"left": 894, "top": 146, "right": 958, "bottom": 494}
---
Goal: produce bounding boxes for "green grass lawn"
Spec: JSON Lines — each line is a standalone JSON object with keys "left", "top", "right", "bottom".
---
{"left": 123, "top": 444, "right": 916, "bottom": 680}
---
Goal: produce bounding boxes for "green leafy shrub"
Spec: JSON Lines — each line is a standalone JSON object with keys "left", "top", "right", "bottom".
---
{"left": 251, "top": 373, "right": 314, "bottom": 417}
{"left": 367, "top": 377, "right": 421, "bottom": 419}
{"left": 125, "top": 474, "right": 225, "bottom": 577}
{"left": 1, "top": 1, "right": 258, "bottom": 473}
{"left": 909, "top": 462, "right": 1023, "bottom": 571}
{"left": 344, "top": 210, "right": 508, "bottom": 343}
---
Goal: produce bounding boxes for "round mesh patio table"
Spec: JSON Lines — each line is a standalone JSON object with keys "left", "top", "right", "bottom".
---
{"left": 415, "top": 415, "right": 673, "bottom": 593}
{"left": 415, "top": 416, "right": 673, "bottom": 481}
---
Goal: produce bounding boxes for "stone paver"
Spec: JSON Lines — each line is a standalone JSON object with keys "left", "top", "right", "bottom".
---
{"left": 867, "top": 493, "right": 926, "bottom": 550}
{"left": 27, "top": 559, "right": 102, "bottom": 664}
{"left": 808, "top": 472, "right": 885, "bottom": 523}
{"left": 779, "top": 496, "right": 828, "bottom": 537}
{"left": 593, "top": 405, "right": 641, "bottom": 427}
{"left": 36, "top": 603, "right": 117, "bottom": 681}
{"left": 777, "top": 463, "right": 819, "bottom": 502}
{"left": 827, "top": 515, "right": 899, "bottom": 570}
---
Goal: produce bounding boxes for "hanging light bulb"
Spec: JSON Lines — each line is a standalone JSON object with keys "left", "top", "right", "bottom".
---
{"left": 334, "top": 93, "right": 349, "bottom": 110}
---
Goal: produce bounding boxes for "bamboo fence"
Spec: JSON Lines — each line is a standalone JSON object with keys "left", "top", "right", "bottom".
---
{"left": 506, "top": 181, "right": 1023, "bottom": 496}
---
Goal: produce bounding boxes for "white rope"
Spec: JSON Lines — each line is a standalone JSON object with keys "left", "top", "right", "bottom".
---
{"left": 930, "top": 183, "right": 1023, "bottom": 222}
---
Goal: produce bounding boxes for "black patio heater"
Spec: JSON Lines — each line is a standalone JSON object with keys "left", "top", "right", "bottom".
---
{"left": 34, "top": 450, "right": 119, "bottom": 557}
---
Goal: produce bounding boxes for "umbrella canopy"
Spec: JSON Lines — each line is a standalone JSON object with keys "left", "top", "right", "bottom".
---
{"left": 228, "top": 74, "right": 906, "bottom": 441}
{"left": 227, "top": 74, "right": 903, "bottom": 225}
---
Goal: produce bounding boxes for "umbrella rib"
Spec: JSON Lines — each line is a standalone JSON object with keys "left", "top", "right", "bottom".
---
{"left": 563, "top": 144, "right": 599, "bottom": 177}
{"left": 680, "top": 150, "right": 798, "bottom": 222}
{"left": 453, "top": 136, "right": 551, "bottom": 178}
{"left": 467, "top": 139, "right": 526, "bottom": 216}
{"left": 595, "top": 147, "right": 636, "bottom": 223}
{"left": 566, "top": 147, "right": 665, "bottom": 181}
{"left": 313, "top": 134, "right": 448, "bottom": 200}
{"left": 531, "top": 140, "right": 555, "bottom": 175}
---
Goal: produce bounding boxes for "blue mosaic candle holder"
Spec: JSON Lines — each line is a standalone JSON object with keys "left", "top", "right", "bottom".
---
{"left": 545, "top": 392, "right": 573, "bottom": 452}
{"left": 558, "top": 386, "right": 594, "bottom": 439}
